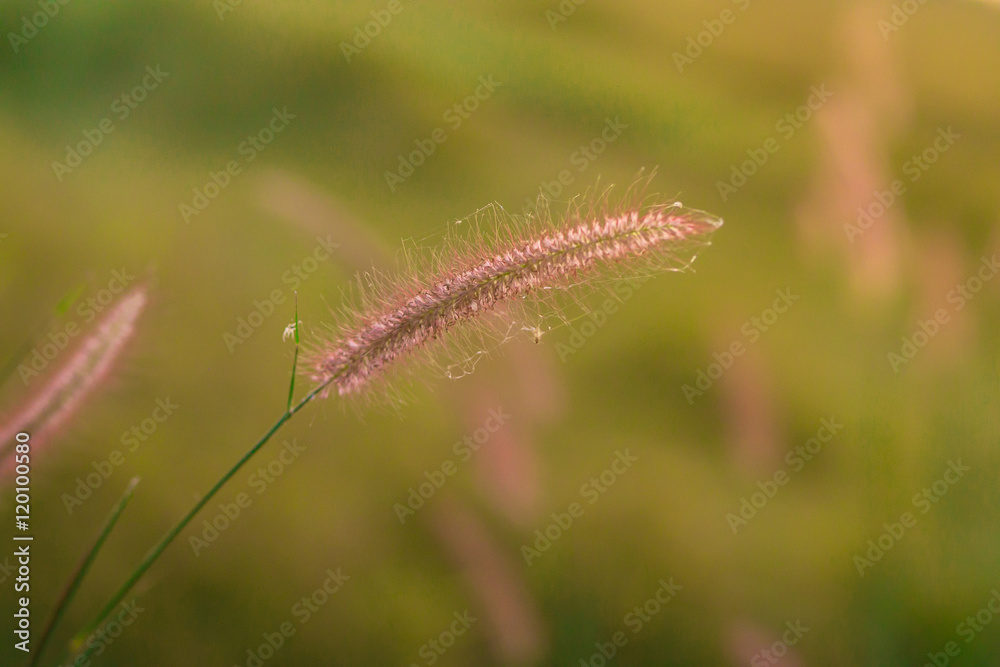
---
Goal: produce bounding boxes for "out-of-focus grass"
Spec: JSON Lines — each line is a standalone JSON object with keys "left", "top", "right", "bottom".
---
{"left": 2, "top": 0, "right": 1000, "bottom": 665}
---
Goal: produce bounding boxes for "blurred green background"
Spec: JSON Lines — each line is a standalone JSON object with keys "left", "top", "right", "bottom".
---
{"left": 2, "top": 0, "right": 1000, "bottom": 665}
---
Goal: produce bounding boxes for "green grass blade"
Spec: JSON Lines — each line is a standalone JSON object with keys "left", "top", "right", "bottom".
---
{"left": 286, "top": 292, "right": 300, "bottom": 413}
{"left": 66, "top": 376, "right": 335, "bottom": 659}
{"left": 28, "top": 477, "right": 140, "bottom": 667}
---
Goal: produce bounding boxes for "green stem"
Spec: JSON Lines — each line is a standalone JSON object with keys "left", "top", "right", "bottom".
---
{"left": 286, "top": 293, "right": 300, "bottom": 413}
{"left": 28, "top": 478, "right": 140, "bottom": 667}
{"left": 66, "top": 375, "right": 335, "bottom": 659}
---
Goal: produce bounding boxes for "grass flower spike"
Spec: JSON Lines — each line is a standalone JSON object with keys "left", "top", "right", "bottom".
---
{"left": 0, "top": 287, "right": 147, "bottom": 467}
{"left": 310, "top": 185, "right": 722, "bottom": 399}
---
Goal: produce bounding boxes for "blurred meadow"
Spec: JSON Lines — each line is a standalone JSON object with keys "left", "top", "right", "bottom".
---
{"left": 2, "top": 0, "right": 1000, "bottom": 665}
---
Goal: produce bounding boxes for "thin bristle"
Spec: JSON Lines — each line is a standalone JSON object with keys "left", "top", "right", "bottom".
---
{"left": 309, "top": 184, "right": 722, "bottom": 400}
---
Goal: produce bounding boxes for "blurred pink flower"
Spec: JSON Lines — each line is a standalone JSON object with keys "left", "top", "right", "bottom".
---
{"left": 0, "top": 287, "right": 147, "bottom": 471}
{"left": 430, "top": 495, "right": 548, "bottom": 665}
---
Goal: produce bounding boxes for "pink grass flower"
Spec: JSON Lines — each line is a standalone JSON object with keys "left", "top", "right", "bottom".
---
{"left": 0, "top": 287, "right": 147, "bottom": 469}
{"left": 309, "top": 192, "right": 722, "bottom": 400}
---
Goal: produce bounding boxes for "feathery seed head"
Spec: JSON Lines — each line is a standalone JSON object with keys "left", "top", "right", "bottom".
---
{"left": 308, "top": 181, "right": 721, "bottom": 402}
{"left": 0, "top": 287, "right": 147, "bottom": 467}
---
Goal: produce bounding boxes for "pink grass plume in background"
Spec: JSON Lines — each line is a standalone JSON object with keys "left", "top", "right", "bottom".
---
{"left": 0, "top": 286, "right": 147, "bottom": 472}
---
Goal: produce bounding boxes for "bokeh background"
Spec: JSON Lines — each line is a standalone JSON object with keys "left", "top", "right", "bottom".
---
{"left": 2, "top": 0, "right": 1000, "bottom": 665}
